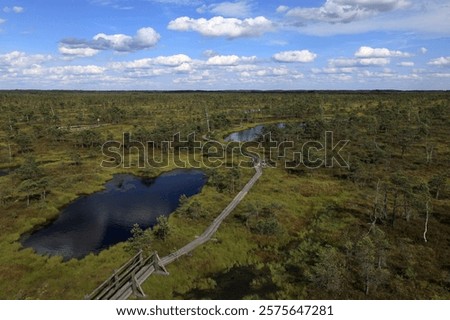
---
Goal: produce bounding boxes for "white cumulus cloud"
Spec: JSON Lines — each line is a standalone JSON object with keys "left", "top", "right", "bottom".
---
{"left": 330, "top": 57, "right": 390, "bottom": 67}
{"left": 48, "top": 65, "right": 105, "bottom": 75}
{"left": 273, "top": 50, "right": 317, "bottom": 63}
{"left": 3, "top": 6, "right": 24, "bottom": 13}
{"left": 168, "top": 16, "right": 273, "bottom": 38}
{"left": 22, "top": 65, "right": 105, "bottom": 80}
{"left": 0, "top": 51, "right": 51, "bottom": 68}
{"left": 207, "top": 55, "right": 241, "bottom": 66}
{"left": 153, "top": 54, "right": 192, "bottom": 66}
{"left": 134, "top": 27, "right": 161, "bottom": 48}
{"left": 92, "top": 27, "right": 160, "bottom": 51}
{"left": 327, "top": 45, "right": 412, "bottom": 68}
{"left": 276, "top": 5, "right": 289, "bottom": 13}
{"left": 58, "top": 46, "right": 100, "bottom": 58}
{"left": 206, "top": 54, "right": 256, "bottom": 66}
{"left": 13, "top": 6, "right": 23, "bottom": 13}
{"left": 283, "top": 1, "right": 450, "bottom": 36}
{"left": 110, "top": 54, "right": 193, "bottom": 69}
{"left": 285, "top": 0, "right": 410, "bottom": 24}
{"left": 355, "top": 46, "right": 411, "bottom": 58}
{"left": 397, "top": 61, "right": 414, "bottom": 67}
{"left": 174, "top": 63, "right": 192, "bottom": 73}
{"left": 428, "top": 56, "right": 450, "bottom": 66}
{"left": 92, "top": 33, "right": 134, "bottom": 51}
{"left": 59, "top": 27, "right": 161, "bottom": 57}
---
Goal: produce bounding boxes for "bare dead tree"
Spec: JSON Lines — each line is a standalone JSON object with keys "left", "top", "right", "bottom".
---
{"left": 423, "top": 201, "right": 430, "bottom": 243}
{"left": 425, "top": 143, "right": 435, "bottom": 164}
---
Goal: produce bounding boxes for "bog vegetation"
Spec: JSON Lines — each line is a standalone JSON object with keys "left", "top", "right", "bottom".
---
{"left": 0, "top": 90, "right": 448, "bottom": 299}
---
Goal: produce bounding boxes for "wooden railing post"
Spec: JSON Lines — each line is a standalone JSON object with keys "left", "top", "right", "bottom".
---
{"left": 131, "top": 269, "right": 146, "bottom": 298}
{"left": 152, "top": 251, "right": 169, "bottom": 275}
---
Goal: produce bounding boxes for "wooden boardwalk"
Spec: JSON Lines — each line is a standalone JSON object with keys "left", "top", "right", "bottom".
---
{"left": 86, "top": 137, "right": 263, "bottom": 300}
{"left": 85, "top": 251, "right": 168, "bottom": 300}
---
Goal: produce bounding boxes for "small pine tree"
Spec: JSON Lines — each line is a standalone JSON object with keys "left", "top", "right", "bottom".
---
{"left": 153, "top": 216, "right": 170, "bottom": 241}
{"left": 125, "top": 224, "right": 151, "bottom": 254}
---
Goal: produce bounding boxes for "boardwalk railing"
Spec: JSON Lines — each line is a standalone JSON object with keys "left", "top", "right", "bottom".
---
{"left": 86, "top": 251, "right": 167, "bottom": 300}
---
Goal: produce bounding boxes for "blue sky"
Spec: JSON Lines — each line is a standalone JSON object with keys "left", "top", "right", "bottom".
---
{"left": 0, "top": 0, "right": 449, "bottom": 90}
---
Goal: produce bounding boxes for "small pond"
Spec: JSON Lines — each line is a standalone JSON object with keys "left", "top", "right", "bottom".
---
{"left": 224, "top": 123, "right": 286, "bottom": 142}
{"left": 0, "top": 167, "right": 14, "bottom": 177}
{"left": 21, "top": 169, "right": 207, "bottom": 260}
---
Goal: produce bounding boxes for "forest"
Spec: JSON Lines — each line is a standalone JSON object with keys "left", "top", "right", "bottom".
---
{"left": 0, "top": 90, "right": 448, "bottom": 299}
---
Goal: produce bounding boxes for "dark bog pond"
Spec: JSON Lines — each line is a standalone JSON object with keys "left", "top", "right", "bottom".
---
{"left": 0, "top": 167, "right": 15, "bottom": 177}
{"left": 21, "top": 169, "right": 207, "bottom": 260}
{"left": 224, "top": 125, "right": 264, "bottom": 142}
{"left": 224, "top": 123, "right": 286, "bottom": 142}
